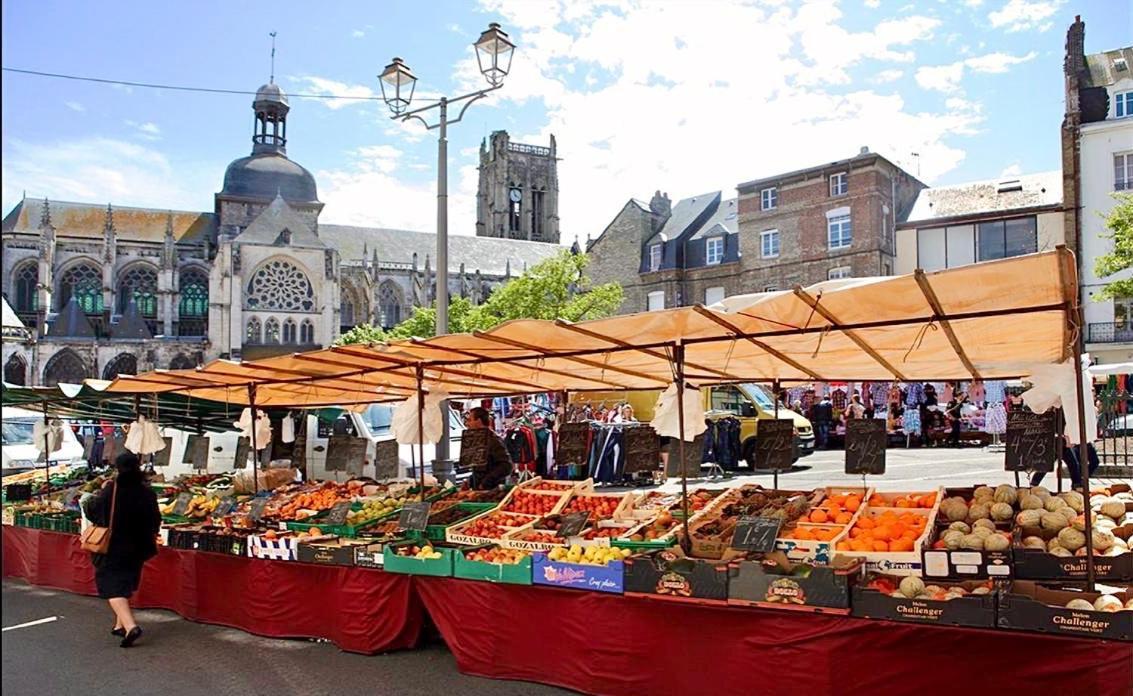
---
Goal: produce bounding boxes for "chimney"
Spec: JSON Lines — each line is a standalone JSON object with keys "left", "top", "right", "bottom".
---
{"left": 859, "top": 146, "right": 870, "bottom": 155}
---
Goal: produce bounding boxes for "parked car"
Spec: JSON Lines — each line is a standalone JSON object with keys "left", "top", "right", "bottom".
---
{"left": 1105, "top": 414, "right": 1133, "bottom": 437}
{"left": 1, "top": 407, "right": 85, "bottom": 477}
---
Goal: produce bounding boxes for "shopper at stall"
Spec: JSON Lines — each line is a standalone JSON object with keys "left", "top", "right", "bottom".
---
{"left": 464, "top": 407, "right": 513, "bottom": 489}
{"left": 1031, "top": 437, "right": 1099, "bottom": 490}
{"left": 811, "top": 395, "right": 834, "bottom": 449}
{"left": 946, "top": 393, "right": 968, "bottom": 446}
{"left": 84, "top": 452, "right": 161, "bottom": 648}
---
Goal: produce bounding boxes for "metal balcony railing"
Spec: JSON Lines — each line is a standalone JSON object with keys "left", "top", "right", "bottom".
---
{"left": 1087, "top": 322, "right": 1133, "bottom": 344}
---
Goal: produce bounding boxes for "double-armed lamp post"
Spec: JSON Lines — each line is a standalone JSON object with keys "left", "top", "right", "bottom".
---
{"left": 378, "top": 23, "right": 515, "bottom": 464}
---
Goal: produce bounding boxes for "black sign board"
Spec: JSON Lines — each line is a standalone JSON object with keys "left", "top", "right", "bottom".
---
{"left": 171, "top": 491, "right": 194, "bottom": 516}
{"left": 374, "top": 440, "right": 399, "bottom": 479}
{"left": 398, "top": 502, "right": 432, "bottom": 531}
{"left": 1005, "top": 410, "right": 1057, "bottom": 472}
{"left": 556, "top": 511, "right": 591, "bottom": 538}
{"left": 82, "top": 437, "right": 96, "bottom": 465}
{"left": 323, "top": 501, "right": 353, "bottom": 526}
{"left": 249, "top": 497, "right": 268, "bottom": 522}
{"left": 326, "top": 436, "right": 367, "bottom": 473}
{"left": 753, "top": 419, "right": 794, "bottom": 470}
{"left": 730, "top": 515, "right": 783, "bottom": 552}
{"left": 151, "top": 437, "right": 175, "bottom": 467}
{"left": 214, "top": 496, "right": 237, "bottom": 516}
{"left": 233, "top": 437, "right": 251, "bottom": 470}
{"left": 186, "top": 436, "right": 210, "bottom": 470}
{"left": 459, "top": 428, "right": 494, "bottom": 471}
{"left": 845, "top": 419, "right": 887, "bottom": 475}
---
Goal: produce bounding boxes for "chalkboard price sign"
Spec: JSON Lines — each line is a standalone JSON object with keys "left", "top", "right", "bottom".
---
{"left": 753, "top": 419, "right": 795, "bottom": 471}
{"left": 171, "top": 492, "right": 194, "bottom": 516}
{"left": 249, "top": 497, "right": 269, "bottom": 522}
{"left": 730, "top": 515, "right": 783, "bottom": 552}
{"left": 845, "top": 419, "right": 887, "bottom": 475}
{"left": 323, "top": 501, "right": 353, "bottom": 526}
{"left": 326, "top": 437, "right": 368, "bottom": 473}
{"left": 214, "top": 496, "right": 237, "bottom": 517}
{"left": 1005, "top": 410, "right": 1057, "bottom": 472}
{"left": 151, "top": 437, "right": 175, "bottom": 468}
{"left": 233, "top": 437, "right": 251, "bottom": 470}
{"left": 399, "top": 502, "right": 432, "bottom": 531}
{"left": 556, "top": 511, "right": 591, "bottom": 538}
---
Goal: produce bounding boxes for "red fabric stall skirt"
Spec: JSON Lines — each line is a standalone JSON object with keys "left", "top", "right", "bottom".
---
{"left": 2, "top": 526, "right": 421, "bottom": 655}
{"left": 416, "top": 577, "right": 1132, "bottom": 696}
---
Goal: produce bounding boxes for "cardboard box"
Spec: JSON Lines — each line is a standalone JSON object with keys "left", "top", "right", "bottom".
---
{"left": 531, "top": 552, "right": 624, "bottom": 594}
{"left": 921, "top": 523, "right": 1013, "bottom": 580}
{"left": 624, "top": 548, "right": 734, "bottom": 604}
{"left": 851, "top": 578, "right": 996, "bottom": 628}
{"left": 1011, "top": 528, "right": 1132, "bottom": 582}
{"left": 727, "top": 553, "right": 862, "bottom": 613}
{"left": 247, "top": 534, "right": 299, "bottom": 561}
{"left": 353, "top": 541, "right": 388, "bottom": 568}
{"left": 453, "top": 545, "right": 533, "bottom": 585}
{"left": 997, "top": 580, "right": 1132, "bottom": 642}
{"left": 498, "top": 484, "right": 572, "bottom": 516}
{"left": 834, "top": 505, "right": 938, "bottom": 577}
{"left": 296, "top": 539, "right": 359, "bottom": 566}
{"left": 558, "top": 491, "right": 636, "bottom": 522}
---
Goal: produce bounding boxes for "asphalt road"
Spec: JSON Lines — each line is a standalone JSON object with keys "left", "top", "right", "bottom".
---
{"left": 1, "top": 581, "right": 568, "bottom": 696}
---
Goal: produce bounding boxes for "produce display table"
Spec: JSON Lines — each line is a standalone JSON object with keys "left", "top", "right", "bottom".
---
{"left": 1, "top": 526, "right": 422, "bottom": 655}
{"left": 416, "top": 577, "right": 1132, "bottom": 696}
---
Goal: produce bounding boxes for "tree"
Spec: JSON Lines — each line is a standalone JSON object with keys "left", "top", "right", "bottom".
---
{"left": 1094, "top": 193, "right": 1133, "bottom": 301}
{"left": 334, "top": 251, "right": 623, "bottom": 344}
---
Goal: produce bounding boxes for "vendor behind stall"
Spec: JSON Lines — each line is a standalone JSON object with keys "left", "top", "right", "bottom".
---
{"left": 464, "top": 407, "right": 513, "bottom": 489}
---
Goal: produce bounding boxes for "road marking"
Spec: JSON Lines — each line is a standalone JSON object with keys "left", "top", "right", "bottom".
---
{"left": 2, "top": 616, "right": 58, "bottom": 632}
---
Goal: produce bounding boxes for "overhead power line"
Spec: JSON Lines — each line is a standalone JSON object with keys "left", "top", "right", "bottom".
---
{"left": 1, "top": 67, "right": 383, "bottom": 101}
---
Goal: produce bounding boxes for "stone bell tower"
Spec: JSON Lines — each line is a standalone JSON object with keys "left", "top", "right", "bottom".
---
{"left": 475, "top": 130, "right": 559, "bottom": 243}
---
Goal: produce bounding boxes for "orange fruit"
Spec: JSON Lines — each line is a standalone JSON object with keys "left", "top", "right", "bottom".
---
{"left": 845, "top": 496, "right": 861, "bottom": 512}
{"left": 793, "top": 528, "right": 814, "bottom": 540}
{"left": 872, "top": 540, "right": 890, "bottom": 552}
{"left": 835, "top": 512, "right": 853, "bottom": 525}
{"left": 857, "top": 517, "right": 875, "bottom": 530}
{"left": 890, "top": 538, "right": 914, "bottom": 552}
{"left": 873, "top": 526, "right": 893, "bottom": 542}
{"left": 919, "top": 494, "right": 937, "bottom": 509}
{"left": 836, "top": 541, "right": 851, "bottom": 551}
{"left": 810, "top": 509, "right": 829, "bottom": 524}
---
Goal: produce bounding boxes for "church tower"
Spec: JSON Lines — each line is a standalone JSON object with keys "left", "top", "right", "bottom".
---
{"left": 475, "top": 130, "right": 559, "bottom": 243}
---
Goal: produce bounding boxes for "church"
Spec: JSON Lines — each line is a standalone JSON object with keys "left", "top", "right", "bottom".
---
{"left": 1, "top": 81, "right": 562, "bottom": 386}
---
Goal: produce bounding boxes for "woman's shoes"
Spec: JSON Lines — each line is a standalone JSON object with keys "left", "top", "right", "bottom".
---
{"left": 120, "top": 627, "right": 142, "bottom": 648}
{"left": 111, "top": 627, "right": 126, "bottom": 637}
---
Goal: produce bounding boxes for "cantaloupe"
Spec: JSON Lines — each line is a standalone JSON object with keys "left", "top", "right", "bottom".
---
{"left": 1016, "top": 509, "right": 1042, "bottom": 528}
{"left": 993, "top": 485, "right": 1017, "bottom": 505}
{"left": 1057, "top": 527, "right": 1086, "bottom": 551}
{"left": 1041, "top": 511, "right": 1069, "bottom": 532}
{"left": 948, "top": 521, "right": 971, "bottom": 534}
{"left": 1091, "top": 528, "right": 1115, "bottom": 551}
{"left": 1022, "top": 536, "right": 1046, "bottom": 549}
{"left": 940, "top": 497, "right": 968, "bottom": 522}
{"left": 899, "top": 576, "right": 925, "bottom": 599}
{"left": 1094, "top": 595, "right": 1123, "bottom": 612}
{"left": 1058, "top": 490, "right": 1085, "bottom": 513}
{"left": 1044, "top": 496, "right": 1068, "bottom": 513}
{"left": 990, "top": 502, "right": 1014, "bottom": 521}
{"left": 1065, "top": 598, "right": 1094, "bottom": 610}
{"left": 967, "top": 502, "right": 991, "bottom": 522}
{"left": 1018, "top": 494, "right": 1043, "bottom": 511}
{"left": 959, "top": 533, "right": 984, "bottom": 550}
{"left": 984, "top": 534, "right": 1010, "bottom": 552}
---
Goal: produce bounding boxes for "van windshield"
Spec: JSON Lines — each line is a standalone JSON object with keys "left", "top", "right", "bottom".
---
{"left": 2, "top": 420, "right": 36, "bottom": 446}
{"left": 742, "top": 384, "right": 776, "bottom": 410}
{"left": 362, "top": 405, "right": 393, "bottom": 436}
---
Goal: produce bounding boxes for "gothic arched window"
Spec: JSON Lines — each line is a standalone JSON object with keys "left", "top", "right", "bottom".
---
{"left": 179, "top": 268, "right": 208, "bottom": 317}
{"left": 300, "top": 319, "right": 314, "bottom": 345}
{"left": 378, "top": 281, "right": 404, "bottom": 329}
{"left": 13, "top": 262, "right": 38, "bottom": 312}
{"left": 169, "top": 353, "right": 195, "bottom": 370}
{"left": 245, "top": 260, "right": 315, "bottom": 312}
{"left": 283, "top": 318, "right": 297, "bottom": 344}
{"left": 117, "top": 265, "right": 158, "bottom": 317}
{"left": 245, "top": 317, "right": 262, "bottom": 344}
{"left": 341, "top": 294, "right": 355, "bottom": 327}
{"left": 42, "top": 349, "right": 87, "bottom": 386}
{"left": 102, "top": 353, "right": 138, "bottom": 381}
{"left": 4, "top": 354, "right": 27, "bottom": 385}
{"left": 265, "top": 317, "right": 281, "bottom": 344}
{"left": 57, "top": 263, "right": 104, "bottom": 314}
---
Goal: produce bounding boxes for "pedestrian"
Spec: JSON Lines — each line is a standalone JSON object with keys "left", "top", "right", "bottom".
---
{"left": 946, "top": 393, "right": 967, "bottom": 446}
{"left": 464, "top": 407, "right": 513, "bottom": 489}
{"left": 84, "top": 452, "right": 161, "bottom": 648}
{"left": 847, "top": 394, "right": 866, "bottom": 420}
{"left": 1031, "top": 438, "right": 1100, "bottom": 490}
{"left": 811, "top": 395, "right": 834, "bottom": 449}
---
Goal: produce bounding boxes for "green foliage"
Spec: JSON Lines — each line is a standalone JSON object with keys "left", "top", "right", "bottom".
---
{"left": 337, "top": 252, "right": 624, "bottom": 343}
{"left": 1094, "top": 194, "right": 1133, "bottom": 302}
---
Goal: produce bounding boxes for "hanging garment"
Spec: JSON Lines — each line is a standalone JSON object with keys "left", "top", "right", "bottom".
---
{"left": 984, "top": 380, "right": 1006, "bottom": 405}
{"left": 941, "top": 383, "right": 954, "bottom": 404}
{"left": 985, "top": 403, "right": 1007, "bottom": 434}
{"left": 591, "top": 426, "right": 625, "bottom": 484}
{"left": 124, "top": 415, "right": 165, "bottom": 455}
{"left": 888, "top": 384, "right": 902, "bottom": 407}
{"left": 652, "top": 384, "right": 708, "bottom": 441}
{"left": 281, "top": 414, "right": 296, "bottom": 444}
{"left": 905, "top": 383, "right": 924, "bottom": 407}
{"left": 505, "top": 426, "right": 537, "bottom": 473}
{"left": 831, "top": 389, "right": 848, "bottom": 411}
{"left": 33, "top": 418, "right": 65, "bottom": 455}
{"left": 715, "top": 417, "right": 742, "bottom": 470}
{"left": 1021, "top": 357, "right": 1098, "bottom": 444}
{"left": 969, "top": 381, "right": 986, "bottom": 405}
{"left": 903, "top": 408, "right": 922, "bottom": 436}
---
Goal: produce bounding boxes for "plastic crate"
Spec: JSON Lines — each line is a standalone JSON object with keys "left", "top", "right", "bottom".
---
{"left": 382, "top": 541, "right": 455, "bottom": 577}
{"left": 453, "top": 546, "right": 533, "bottom": 585}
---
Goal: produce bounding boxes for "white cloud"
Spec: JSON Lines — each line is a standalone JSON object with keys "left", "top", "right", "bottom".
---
{"left": 915, "top": 51, "right": 1036, "bottom": 92}
{"left": 1000, "top": 163, "right": 1023, "bottom": 177}
{"left": 988, "top": 0, "right": 1064, "bottom": 33}
{"left": 125, "top": 120, "right": 162, "bottom": 141}
{"left": 1, "top": 138, "right": 206, "bottom": 214}
{"left": 292, "top": 76, "right": 378, "bottom": 110}
{"left": 64, "top": 101, "right": 85, "bottom": 112}
{"left": 872, "top": 69, "right": 905, "bottom": 83}
{"left": 351, "top": 29, "right": 365, "bottom": 38}
{"left": 864, "top": 0, "right": 880, "bottom": 7}
{"left": 963, "top": 0, "right": 984, "bottom": 7}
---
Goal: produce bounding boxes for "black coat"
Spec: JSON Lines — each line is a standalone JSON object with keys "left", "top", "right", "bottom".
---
{"left": 811, "top": 401, "right": 834, "bottom": 424}
{"left": 87, "top": 471, "right": 161, "bottom": 563}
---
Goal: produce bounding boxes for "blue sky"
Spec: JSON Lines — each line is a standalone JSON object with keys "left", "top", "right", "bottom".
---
{"left": 2, "top": 0, "right": 1130, "bottom": 251}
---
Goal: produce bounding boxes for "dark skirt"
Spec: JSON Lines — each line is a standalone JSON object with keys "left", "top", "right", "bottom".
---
{"left": 92, "top": 554, "right": 145, "bottom": 599}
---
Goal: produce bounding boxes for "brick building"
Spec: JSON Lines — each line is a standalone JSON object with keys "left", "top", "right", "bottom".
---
{"left": 587, "top": 148, "right": 923, "bottom": 314}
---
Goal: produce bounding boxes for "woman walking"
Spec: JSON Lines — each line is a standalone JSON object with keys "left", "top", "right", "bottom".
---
{"left": 85, "top": 452, "right": 161, "bottom": 647}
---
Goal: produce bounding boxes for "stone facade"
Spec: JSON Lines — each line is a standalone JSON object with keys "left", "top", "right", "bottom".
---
{"left": 1, "top": 85, "right": 559, "bottom": 386}
{"left": 476, "top": 130, "right": 560, "bottom": 243}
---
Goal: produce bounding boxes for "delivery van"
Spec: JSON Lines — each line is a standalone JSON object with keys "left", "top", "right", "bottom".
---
{"left": 570, "top": 383, "right": 814, "bottom": 466}
{"left": 1, "top": 407, "right": 86, "bottom": 477}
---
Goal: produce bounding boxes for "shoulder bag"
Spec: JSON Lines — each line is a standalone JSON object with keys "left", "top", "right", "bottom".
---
{"left": 80, "top": 479, "right": 117, "bottom": 554}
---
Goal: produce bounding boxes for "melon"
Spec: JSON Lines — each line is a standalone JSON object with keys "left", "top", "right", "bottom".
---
{"left": 1050, "top": 546, "right": 1073, "bottom": 557}
{"left": 1065, "top": 598, "right": 1095, "bottom": 611}
{"left": 942, "top": 530, "right": 965, "bottom": 550}
{"left": 993, "top": 485, "right": 1017, "bottom": 505}
{"left": 1044, "top": 496, "right": 1068, "bottom": 513}
{"left": 972, "top": 526, "right": 995, "bottom": 539}
{"left": 899, "top": 576, "right": 925, "bottom": 599}
{"left": 967, "top": 503, "right": 991, "bottom": 522}
{"left": 1022, "top": 536, "right": 1046, "bottom": 549}
{"left": 1057, "top": 526, "right": 1086, "bottom": 551}
{"left": 1029, "top": 485, "right": 1051, "bottom": 499}
{"left": 971, "top": 586, "right": 991, "bottom": 595}
{"left": 1056, "top": 506, "right": 1078, "bottom": 524}
{"left": 1018, "top": 494, "right": 1043, "bottom": 511}
{"left": 1047, "top": 537, "right": 1063, "bottom": 552}
{"left": 1040, "top": 511, "right": 1069, "bottom": 532}
{"left": 1016, "top": 509, "right": 1042, "bottom": 528}
{"left": 973, "top": 485, "right": 995, "bottom": 500}
{"left": 973, "top": 518, "right": 997, "bottom": 532}
{"left": 940, "top": 497, "right": 968, "bottom": 522}
{"left": 1091, "top": 528, "right": 1115, "bottom": 551}
{"left": 1094, "top": 595, "right": 1123, "bottom": 612}
{"left": 948, "top": 521, "right": 971, "bottom": 534}
{"left": 1058, "top": 491, "right": 1085, "bottom": 513}
{"left": 984, "top": 534, "right": 1010, "bottom": 552}
{"left": 990, "top": 502, "right": 1014, "bottom": 521}
{"left": 1125, "top": 598, "right": 1133, "bottom": 610}
{"left": 1098, "top": 497, "right": 1126, "bottom": 520}
{"left": 959, "top": 534, "right": 985, "bottom": 550}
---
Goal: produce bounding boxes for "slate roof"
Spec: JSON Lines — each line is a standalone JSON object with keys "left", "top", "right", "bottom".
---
{"left": 1, "top": 197, "right": 215, "bottom": 243}
{"left": 319, "top": 224, "right": 562, "bottom": 277}
{"left": 1, "top": 297, "right": 28, "bottom": 340}
{"left": 110, "top": 299, "right": 153, "bottom": 340}
{"left": 689, "top": 198, "right": 738, "bottom": 240}
{"left": 234, "top": 194, "right": 326, "bottom": 249}
{"left": 1085, "top": 47, "right": 1133, "bottom": 88}
{"left": 47, "top": 297, "right": 95, "bottom": 339}
{"left": 645, "top": 191, "right": 719, "bottom": 245}
{"left": 903, "top": 170, "right": 1062, "bottom": 225}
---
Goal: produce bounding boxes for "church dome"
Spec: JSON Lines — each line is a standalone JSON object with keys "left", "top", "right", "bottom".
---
{"left": 255, "top": 82, "right": 288, "bottom": 105}
{"left": 221, "top": 153, "right": 319, "bottom": 203}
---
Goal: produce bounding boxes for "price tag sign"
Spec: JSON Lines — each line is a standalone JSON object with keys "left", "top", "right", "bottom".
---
{"left": 323, "top": 501, "right": 352, "bottom": 526}
{"left": 233, "top": 437, "right": 251, "bottom": 470}
{"left": 845, "top": 419, "right": 887, "bottom": 475}
{"left": 249, "top": 497, "right": 268, "bottom": 522}
{"left": 730, "top": 515, "right": 782, "bottom": 552}
{"left": 398, "top": 502, "right": 432, "bottom": 531}
{"left": 1005, "top": 411, "right": 1057, "bottom": 472}
{"left": 753, "top": 419, "right": 794, "bottom": 470}
{"left": 151, "top": 437, "right": 175, "bottom": 467}
{"left": 556, "top": 511, "right": 591, "bottom": 538}
{"left": 214, "top": 496, "right": 237, "bottom": 516}
{"left": 171, "top": 492, "right": 194, "bottom": 516}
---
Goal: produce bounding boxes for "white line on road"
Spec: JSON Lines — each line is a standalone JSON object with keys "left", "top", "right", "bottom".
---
{"left": 2, "top": 616, "right": 58, "bottom": 632}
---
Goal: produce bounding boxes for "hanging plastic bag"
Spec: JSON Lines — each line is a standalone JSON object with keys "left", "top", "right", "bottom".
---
{"left": 281, "top": 414, "right": 296, "bottom": 444}
{"left": 33, "top": 418, "right": 65, "bottom": 454}
{"left": 1021, "top": 355, "right": 1098, "bottom": 445}
{"left": 234, "top": 408, "right": 273, "bottom": 450}
{"left": 392, "top": 388, "right": 450, "bottom": 444}
{"left": 124, "top": 415, "right": 166, "bottom": 455}
{"left": 652, "top": 383, "right": 707, "bottom": 441}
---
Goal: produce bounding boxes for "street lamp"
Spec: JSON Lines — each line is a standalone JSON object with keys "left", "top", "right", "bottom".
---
{"left": 379, "top": 22, "right": 516, "bottom": 467}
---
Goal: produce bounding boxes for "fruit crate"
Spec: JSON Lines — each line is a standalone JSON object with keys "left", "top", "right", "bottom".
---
{"left": 382, "top": 540, "right": 455, "bottom": 577}
{"left": 446, "top": 508, "right": 539, "bottom": 546}
{"left": 624, "top": 548, "right": 733, "bottom": 604}
{"left": 453, "top": 545, "right": 533, "bottom": 585}
{"left": 517, "top": 476, "right": 594, "bottom": 494}
{"left": 499, "top": 517, "right": 568, "bottom": 552}
{"left": 921, "top": 522, "right": 1013, "bottom": 580}
{"left": 284, "top": 501, "right": 393, "bottom": 538}
{"left": 727, "top": 555, "right": 862, "bottom": 614}
{"left": 557, "top": 491, "right": 636, "bottom": 522}
{"left": 851, "top": 577, "right": 997, "bottom": 628}
{"left": 1009, "top": 527, "right": 1133, "bottom": 582}
{"left": 997, "top": 580, "right": 1132, "bottom": 642}
{"left": 831, "top": 491, "right": 942, "bottom": 576}
{"left": 531, "top": 551, "right": 625, "bottom": 594}
{"left": 41, "top": 513, "right": 79, "bottom": 534}
{"left": 497, "top": 484, "right": 572, "bottom": 517}
{"left": 415, "top": 503, "right": 492, "bottom": 542}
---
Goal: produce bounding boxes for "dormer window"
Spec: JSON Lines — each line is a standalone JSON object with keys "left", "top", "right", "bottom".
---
{"left": 829, "top": 172, "right": 848, "bottom": 197}
{"left": 648, "top": 243, "right": 662, "bottom": 271}
{"left": 706, "top": 237, "right": 724, "bottom": 265}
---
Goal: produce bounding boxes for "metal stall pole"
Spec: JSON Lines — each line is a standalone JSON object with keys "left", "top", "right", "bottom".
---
{"left": 1070, "top": 340, "right": 1096, "bottom": 591}
{"left": 416, "top": 364, "right": 427, "bottom": 503}
{"left": 248, "top": 384, "right": 259, "bottom": 497}
{"left": 773, "top": 379, "right": 781, "bottom": 491}
{"left": 674, "top": 343, "right": 691, "bottom": 552}
{"left": 40, "top": 400, "right": 51, "bottom": 500}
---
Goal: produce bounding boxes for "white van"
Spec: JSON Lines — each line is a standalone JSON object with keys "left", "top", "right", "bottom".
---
{"left": 1, "top": 406, "right": 86, "bottom": 477}
{"left": 157, "top": 405, "right": 464, "bottom": 481}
